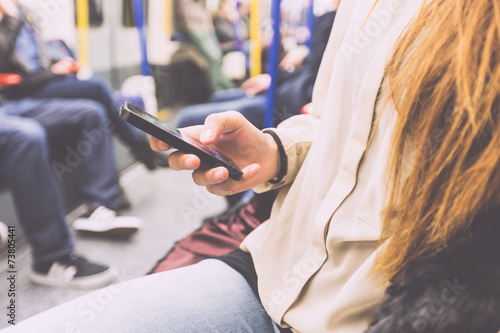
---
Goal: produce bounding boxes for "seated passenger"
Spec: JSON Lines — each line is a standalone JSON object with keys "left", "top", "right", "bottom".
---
{"left": 0, "top": 96, "right": 143, "bottom": 231}
{"left": 0, "top": 109, "right": 128, "bottom": 288}
{"left": 213, "top": 0, "right": 249, "bottom": 55}
{"left": 174, "top": 0, "right": 235, "bottom": 93}
{"left": 0, "top": 1, "right": 168, "bottom": 170}
{"left": 175, "top": 8, "right": 337, "bottom": 129}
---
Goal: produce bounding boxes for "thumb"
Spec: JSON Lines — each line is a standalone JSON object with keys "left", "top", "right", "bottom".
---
{"left": 200, "top": 111, "right": 247, "bottom": 145}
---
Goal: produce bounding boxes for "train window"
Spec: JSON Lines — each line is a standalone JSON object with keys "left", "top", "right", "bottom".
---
{"left": 73, "top": 0, "right": 104, "bottom": 27}
{"left": 122, "top": 0, "right": 149, "bottom": 27}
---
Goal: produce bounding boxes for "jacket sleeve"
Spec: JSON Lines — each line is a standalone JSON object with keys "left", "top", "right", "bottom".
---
{"left": 253, "top": 4, "right": 350, "bottom": 193}
{"left": 253, "top": 112, "right": 320, "bottom": 193}
{"left": 0, "top": 15, "right": 24, "bottom": 73}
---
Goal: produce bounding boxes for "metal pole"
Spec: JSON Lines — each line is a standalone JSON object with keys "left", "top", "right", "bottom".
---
{"left": 75, "top": 0, "right": 89, "bottom": 65}
{"left": 264, "top": 0, "right": 281, "bottom": 128}
{"left": 132, "top": 0, "right": 151, "bottom": 76}
{"left": 165, "top": 0, "right": 173, "bottom": 36}
{"left": 249, "top": 0, "right": 262, "bottom": 77}
{"left": 306, "top": 0, "right": 315, "bottom": 49}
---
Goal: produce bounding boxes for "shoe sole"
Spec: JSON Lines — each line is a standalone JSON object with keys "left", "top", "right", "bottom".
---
{"left": 72, "top": 219, "right": 141, "bottom": 235}
{"left": 30, "top": 268, "right": 117, "bottom": 289}
{"left": 75, "top": 227, "right": 139, "bottom": 237}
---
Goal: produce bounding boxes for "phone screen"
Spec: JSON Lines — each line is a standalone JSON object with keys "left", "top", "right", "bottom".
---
{"left": 134, "top": 106, "right": 184, "bottom": 139}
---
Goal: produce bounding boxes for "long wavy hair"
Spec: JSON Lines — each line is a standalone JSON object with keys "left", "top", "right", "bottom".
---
{"left": 372, "top": 0, "right": 500, "bottom": 283}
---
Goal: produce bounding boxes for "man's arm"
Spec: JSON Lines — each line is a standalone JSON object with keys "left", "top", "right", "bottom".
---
{"left": 0, "top": 11, "right": 23, "bottom": 73}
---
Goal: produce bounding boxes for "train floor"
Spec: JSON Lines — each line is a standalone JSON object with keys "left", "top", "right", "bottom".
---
{"left": 0, "top": 163, "right": 227, "bottom": 328}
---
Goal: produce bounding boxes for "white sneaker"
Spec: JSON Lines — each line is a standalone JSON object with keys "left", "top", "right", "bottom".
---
{"left": 72, "top": 206, "right": 142, "bottom": 235}
{"left": 0, "top": 221, "right": 8, "bottom": 249}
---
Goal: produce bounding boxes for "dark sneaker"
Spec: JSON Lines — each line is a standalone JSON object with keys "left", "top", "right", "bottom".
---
{"left": 30, "top": 253, "right": 116, "bottom": 288}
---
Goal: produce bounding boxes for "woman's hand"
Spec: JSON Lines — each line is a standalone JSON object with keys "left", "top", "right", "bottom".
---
{"left": 51, "top": 57, "right": 80, "bottom": 75}
{"left": 0, "top": 0, "right": 19, "bottom": 18}
{"left": 150, "top": 111, "right": 280, "bottom": 196}
{"left": 239, "top": 74, "right": 271, "bottom": 97}
{"left": 278, "top": 46, "right": 309, "bottom": 71}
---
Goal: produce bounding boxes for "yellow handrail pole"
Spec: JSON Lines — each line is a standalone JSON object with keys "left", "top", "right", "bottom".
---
{"left": 250, "top": 0, "right": 261, "bottom": 77}
{"left": 75, "top": 0, "right": 90, "bottom": 65}
{"left": 165, "top": 0, "right": 173, "bottom": 36}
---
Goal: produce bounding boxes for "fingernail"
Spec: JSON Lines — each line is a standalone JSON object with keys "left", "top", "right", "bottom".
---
{"left": 201, "top": 129, "right": 214, "bottom": 142}
{"left": 249, "top": 165, "right": 259, "bottom": 176}
{"left": 215, "top": 169, "right": 225, "bottom": 181}
{"left": 159, "top": 141, "right": 168, "bottom": 150}
{"left": 186, "top": 157, "right": 197, "bottom": 169}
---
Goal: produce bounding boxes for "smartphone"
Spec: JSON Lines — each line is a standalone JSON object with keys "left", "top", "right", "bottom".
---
{"left": 119, "top": 102, "right": 243, "bottom": 181}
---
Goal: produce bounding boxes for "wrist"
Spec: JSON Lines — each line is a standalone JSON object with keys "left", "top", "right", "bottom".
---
{"left": 263, "top": 130, "right": 287, "bottom": 184}
{"left": 263, "top": 131, "right": 279, "bottom": 179}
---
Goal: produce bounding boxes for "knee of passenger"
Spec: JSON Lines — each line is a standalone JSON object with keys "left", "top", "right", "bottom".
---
{"left": 11, "top": 121, "right": 47, "bottom": 146}
{"left": 80, "top": 101, "right": 113, "bottom": 131}
{"left": 176, "top": 107, "right": 204, "bottom": 128}
{"left": 82, "top": 101, "right": 108, "bottom": 121}
{"left": 85, "top": 77, "right": 110, "bottom": 95}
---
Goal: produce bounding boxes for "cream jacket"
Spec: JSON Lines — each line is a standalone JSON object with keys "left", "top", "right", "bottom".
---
{"left": 241, "top": 1, "right": 424, "bottom": 332}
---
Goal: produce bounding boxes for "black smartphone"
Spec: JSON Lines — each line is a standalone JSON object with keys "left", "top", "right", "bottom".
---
{"left": 119, "top": 102, "right": 243, "bottom": 181}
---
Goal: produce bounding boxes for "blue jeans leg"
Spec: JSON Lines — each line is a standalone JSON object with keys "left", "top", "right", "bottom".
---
{"left": 0, "top": 115, "right": 74, "bottom": 264}
{"left": 1, "top": 98, "right": 122, "bottom": 210}
{"left": 209, "top": 88, "right": 248, "bottom": 102}
{"left": 31, "top": 76, "right": 144, "bottom": 147}
{"left": 7, "top": 260, "right": 281, "bottom": 333}
{"left": 176, "top": 95, "right": 266, "bottom": 129}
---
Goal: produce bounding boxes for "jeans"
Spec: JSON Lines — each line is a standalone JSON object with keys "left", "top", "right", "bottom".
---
{"left": 5, "top": 260, "right": 282, "bottom": 333}
{"left": 0, "top": 115, "right": 74, "bottom": 265}
{"left": 176, "top": 89, "right": 266, "bottom": 129}
{"left": 31, "top": 75, "right": 144, "bottom": 148}
{"left": 0, "top": 98, "right": 122, "bottom": 211}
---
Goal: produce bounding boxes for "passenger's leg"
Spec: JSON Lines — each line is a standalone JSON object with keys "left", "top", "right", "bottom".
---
{"left": 6, "top": 260, "right": 280, "bottom": 333}
{"left": 0, "top": 114, "right": 115, "bottom": 287}
{"left": 2, "top": 98, "right": 141, "bottom": 234}
{"left": 1, "top": 98, "right": 121, "bottom": 210}
{"left": 176, "top": 95, "right": 266, "bottom": 129}
{"left": 209, "top": 88, "right": 248, "bottom": 102}
{"left": 31, "top": 76, "right": 169, "bottom": 169}
{"left": 0, "top": 115, "right": 74, "bottom": 264}
{"left": 67, "top": 100, "right": 123, "bottom": 210}
{"left": 31, "top": 76, "right": 144, "bottom": 147}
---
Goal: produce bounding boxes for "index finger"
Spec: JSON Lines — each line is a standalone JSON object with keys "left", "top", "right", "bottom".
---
{"left": 150, "top": 125, "right": 204, "bottom": 151}
{"left": 150, "top": 137, "right": 171, "bottom": 151}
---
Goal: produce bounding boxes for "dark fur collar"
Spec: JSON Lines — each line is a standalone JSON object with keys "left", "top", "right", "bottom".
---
{"left": 366, "top": 206, "right": 500, "bottom": 333}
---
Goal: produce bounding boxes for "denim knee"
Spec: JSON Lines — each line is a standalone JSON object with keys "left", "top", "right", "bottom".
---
{"left": 83, "top": 77, "right": 112, "bottom": 96}
{"left": 1, "top": 120, "right": 50, "bottom": 165}
{"left": 8, "top": 119, "right": 48, "bottom": 151}
{"left": 77, "top": 100, "right": 110, "bottom": 130}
